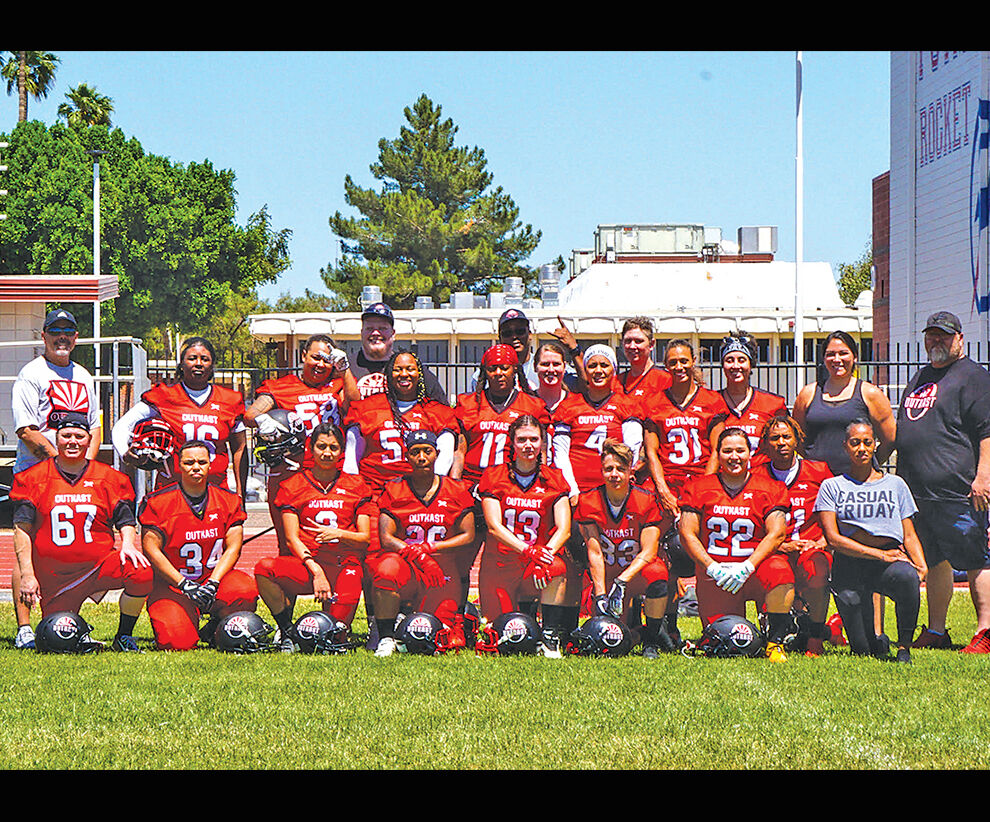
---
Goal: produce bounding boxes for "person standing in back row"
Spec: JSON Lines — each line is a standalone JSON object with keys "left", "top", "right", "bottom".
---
{"left": 895, "top": 312, "right": 990, "bottom": 654}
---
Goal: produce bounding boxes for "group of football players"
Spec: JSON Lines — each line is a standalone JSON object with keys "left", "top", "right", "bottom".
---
{"left": 8, "top": 303, "right": 930, "bottom": 661}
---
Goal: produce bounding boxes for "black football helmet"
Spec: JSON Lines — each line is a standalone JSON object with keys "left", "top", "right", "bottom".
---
{"left": 683, "top": 615, "right": 765, "bottom": 658}
{"left": 130, "top": 417, "right": 180, "bottom": 472}
{"left": 35, "top": 612, "right": 104, "bottom": 654}
{"left": 476, "top": 611, "right": 541, "bottom": 655}
{"left": 254, "top": 409, "right": 308, "bottom": 470}
{"left": 289, "top": 611, "right": 353, "bottom": 655}
{"left": 568, "top": 615, "right": 635, "bottom": 657}
{"left": 394, "top": 612, "right": 450, "bottom": 655}
{"left": 214, "top": 611, "right": 274, "bottom": 654}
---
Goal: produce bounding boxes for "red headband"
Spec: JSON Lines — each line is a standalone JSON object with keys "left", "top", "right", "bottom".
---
{"left": 482, "top": 344, "right": 519, "bottom": 368}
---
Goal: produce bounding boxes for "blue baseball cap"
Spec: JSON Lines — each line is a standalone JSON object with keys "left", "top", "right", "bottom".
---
{"left": 44, "top": 309, "right": 78, "bottom": 331}
{"left": 498, "top": 308, "right": 529, "bottom": 328}
{"left": 362, "top": 302, "right": 394, "bottom": 326}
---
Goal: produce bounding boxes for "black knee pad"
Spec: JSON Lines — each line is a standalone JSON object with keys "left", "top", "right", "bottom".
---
{"left": 645, "top": 579, "right": 668, "bottom": 600}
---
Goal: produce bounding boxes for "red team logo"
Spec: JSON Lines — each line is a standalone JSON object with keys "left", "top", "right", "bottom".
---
{"left": 730, "top": 622, "right": 754, "bottom": 647}
{"left": 407, "top": 614, "right": 435, "bottom": 640}
{"left": 503, "top": 616, "right": 531, "bottom": 644}
{"left": 52, "top": 614, "right": 80, "bottom": 639}
{"left": 902, "top": 383, "right": 938, "bottom": 421}
{"left": 601, "top": 620, "right": 625, "bottom": 648}
{"left": 356, "top": 372, "right": 388, "bottom": 398}
{"left": 46, "top": 380, "right": 90, "bottom": 427}
{"left": 222, "top": 614, "right": 254, "bottom": 640}
{"left": 295, "top": 614, "right": 324, "bottom": 641}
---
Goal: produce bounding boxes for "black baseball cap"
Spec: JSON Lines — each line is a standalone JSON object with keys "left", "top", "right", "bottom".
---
{"left": 362, "top": 302, "right": 394, "bottom": 326}
{"left": 404, "top": 429, "right": 438, "bottom": 449}
{"left": 498, "top": 308, "right": 529, "bottom": 328}
{"left": 924, "top": 311, "right": 963, "bottom": 335}
{"left": 43, "top": 309, "right": 77, "bottom": 331}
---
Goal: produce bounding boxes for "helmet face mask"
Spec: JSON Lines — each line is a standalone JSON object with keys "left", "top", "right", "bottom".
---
{"left": 214, "top": 611, "right": 274, "bottom": 654}
{"left": 290, "top": 611, "right": 353, "bottom": 655}
{"left": 130, "top": 418, "right": 180, "bottom": 471}
{"left": 35, "top": 612, "right": 103, "bottom": 654}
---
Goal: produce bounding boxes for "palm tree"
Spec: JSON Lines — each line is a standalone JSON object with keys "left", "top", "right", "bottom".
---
{"left": 58, "top": 83, "right": 114, "bottom": 128}
{"left": 1, "top": 51, "right": 60, "bottom": 122}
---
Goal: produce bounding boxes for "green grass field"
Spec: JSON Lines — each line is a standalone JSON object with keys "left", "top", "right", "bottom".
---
{"left": 1, "top": 594, "right": 987, "bottom": 770}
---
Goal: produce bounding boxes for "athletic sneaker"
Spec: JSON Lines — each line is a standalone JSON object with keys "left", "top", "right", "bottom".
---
{"left": 765, "top": 641, "right": 787, "bottom": 663}
{"left": 642, "top": 645, "right": 661, "bottom": 660}
{"left": 365, "top": 620, "right": 380, "bottom": 652}
{"left": 539, "top": 632, "right": 562, "bottom": 659}
{"left": 374, "top": 637, "right": 398, "bottom": 658}
{"left": 805, "top": 637, "right": 824, "bottom": 658}
{"left": 111, "top": 635, "right": 141, "bottom": 652}
{"left": 279, "top": 634, "right": 298, "bottom": 654}
{"left": 896, "top": 647, "right": 912, "bottom": 664}
{"left": 15, "top": 625, "right": 35, "bottom": 650}
{"left": 960, "top": 628, "right": 990, "bottom": 654}
{"left": 911, "top": 625, "right": 952, "bottom": 649}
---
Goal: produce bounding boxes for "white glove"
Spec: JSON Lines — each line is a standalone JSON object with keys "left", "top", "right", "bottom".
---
{"left": 255, "top": 412, "right": 288, "bottom": 438}
{"left": 329, "top": 347, "right": 349, "bottom": 374}
{"left": 706, "top": 562, "right": 731, "bottom": 587}
{"left": 720, "top": 560, "right": 755, "bottom": 595}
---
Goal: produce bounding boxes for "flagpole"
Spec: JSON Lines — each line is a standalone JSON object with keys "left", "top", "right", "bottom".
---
{"left": 795, "top": 51, "right": 805, "bottom": 377}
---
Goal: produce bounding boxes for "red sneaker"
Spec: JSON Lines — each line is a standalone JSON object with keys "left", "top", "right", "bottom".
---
{"left": 960, "top": 628, "right": 990, "bottom": 654}
{"left": 911, "top": 625, "right": 952, "bottom": 649}
{"left": 826, "top": 614, "right": 847, "bottom": 646}
{"left": 805, "top": 637, "right": 824, "bottom": 657}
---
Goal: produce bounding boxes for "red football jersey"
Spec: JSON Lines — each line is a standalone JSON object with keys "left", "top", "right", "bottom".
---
{"left": 273, "top": 470, "right": 374, "bottom": 562}
{"left": 755, "top": 458, "right": 833, "bottom": 543}
{"left": 142, "top": 382, "right": 245, "bottom": 482}
{"left": 679, "top": 472, "right": 789, "bottom": 564}
{"left": 454, "top": 390, "right": 552, "bottom": 487}
{"left": 138, "top": 482, "right": 247, "bottom": 584}
{"left": 641, "top": 386, "right": 724, "bottom": 496}
{"left": 552, "top": 391, "right": 643, "bottom": 493}
{"left": 574, "top": 483, "right": 665, "bottom": 570}
{"left": 619, "top": 364, "right": 672, "bottom": 401}
{"left": 478, "top": 463, "right": 570, "bottom": 552}
{"left": 377, "top": 476, "right": 475, "bottom": 552}
{"left": 343, "top": 393, "right": 458, "bottom": 492}
{"left": 713, "top": 388, "right": 787, "bottom": 462}
{"left": 254, "top": 373, "right": 344, "bottom": 470}
{"left": 10, "top": 459, "right": 134, "bottom": 572}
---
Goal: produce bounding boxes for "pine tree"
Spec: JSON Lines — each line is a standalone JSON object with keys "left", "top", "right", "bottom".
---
{"left": 322, "top": 94, "right": 541, "bottom": 309}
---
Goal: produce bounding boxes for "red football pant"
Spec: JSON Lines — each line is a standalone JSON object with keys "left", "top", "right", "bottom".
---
{"left": 148, "top": 570, "right": 259, "bottom": 651}
{"left": 367, "top": 550, "right": 461, "bottom": 626}
{"left": 695, "top": 554, "right": 795, "bottom": 625}
{"left": 478, "top": 545, "right": 567, "bottom": 621}
{"left": 40, "top": 551, "right": 154, "bottom": 617}
{"left": 254, "top": 553, "right": 365, "bottom": 626}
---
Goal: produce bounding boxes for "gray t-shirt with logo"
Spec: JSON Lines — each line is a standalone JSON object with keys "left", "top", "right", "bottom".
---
{"left": 814, "top": 472, "right": 918, "bottom": 543}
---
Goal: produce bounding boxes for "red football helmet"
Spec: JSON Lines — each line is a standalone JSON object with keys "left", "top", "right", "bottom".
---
{"left": 130, "top": 418, "right": 180, "bottom": 470}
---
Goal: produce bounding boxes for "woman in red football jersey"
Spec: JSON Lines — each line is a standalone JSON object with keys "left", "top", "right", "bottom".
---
{"left": 370, "top": 429, "right": 477, "bottom": 656}
{"left": 254, "top": 422, "right": 374, "bottom": 651}
{"left": 575, "top": 439, "right": 675, "bottom": 657}
{"left": 477, "top": 414, "right": 572, "bottom": 656}
{"left": 713, "top": 333, "right": 787, "bottom": 460}
{"left": 140, "top": 440, "right": 259, "bottom": 650}
{"left": 756, "top": 415, "right": 835, "bottom": 656}
{"left": 677, "top": 427, "right": 795, "bottom": 661}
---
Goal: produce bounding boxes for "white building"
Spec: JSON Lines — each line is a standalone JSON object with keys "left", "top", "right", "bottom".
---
{"left": 888, "top": 50, "right": 990, "bottom": 351}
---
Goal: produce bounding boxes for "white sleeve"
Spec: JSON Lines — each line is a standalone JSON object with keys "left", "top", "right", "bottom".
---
{"left": 111, "top": 401, "right": 156, "bottom": 457}
{"left": 343, "top": 425, "right": 365, "bottom": 475}
{"left": 11, "top": 366, "right": 42, "bottom": 432}
{"left": 435, "top": 430, "right": 456, "bottom": 476}
{"left": 622, "top": 419, "right": 644, "bottom": 464}
{"left": 552, "top": 430, "right": 581, "bottom": 498}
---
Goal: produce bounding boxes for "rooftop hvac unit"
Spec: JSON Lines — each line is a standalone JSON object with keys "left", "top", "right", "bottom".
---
{"left": 737, "top": 226, "right": 778, "bottom": 255}
{"left": 360, "top": 285, "right": 383, "bottom": 310}
{"left": 489, "top": 291, "right": 506, "bottom": 310}
{"left": 414, "top": 296, "right": 434, "bottom": 310}
{"left": 504, "top": 276, "right": 524, "bottom": 296}
{"left": 473, "top": 295, "right": 487, "bottom": 309}
{"left": 523, "top": 298, "right": 542, "bottom": 310}
{"left": 539, "top": 263, "right": 559, "bottom": 284}
{"left": 450, "top": 291, "right": 475, "bottom": 309}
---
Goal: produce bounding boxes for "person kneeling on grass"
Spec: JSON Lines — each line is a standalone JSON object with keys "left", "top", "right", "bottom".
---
{"left": 139, "top": 440, "right": 259, "bottom": 650}
{"left": 677, "top": 427, "right": 795, "bottom": 662}
{"left": 10, "top": 413, "right": 152, "bottom": 651}
{"left": 814, "top": 419, "right": 927, "bottom": 664}
{"left": 370, "top": 429, "right": 477, "bottom": 657}
{"left": 254, "top": 422, "right": 373, "bottom": 652}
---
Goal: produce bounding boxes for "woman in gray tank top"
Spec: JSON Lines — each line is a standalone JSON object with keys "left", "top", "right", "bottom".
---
{"left": 793, "top": 331, "right": 896, "bottom": 475}
{"left": 814, "top": 419, "right": 927, "bottom": 663}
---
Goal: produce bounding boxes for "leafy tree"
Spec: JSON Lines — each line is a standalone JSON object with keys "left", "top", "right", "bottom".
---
{"left": 837, "top": 241, "right": 873, "bottom": 305}
{"left": 1, "top": 51, "right": 59, "bottom": 122}
{"left": 58, "top": 83, "right": 114, "bottom": 128}
{"left": 0, "top": 120, "right": 291, "bottom": 357}
{"left": 322, "top": 94, "right": 541, "bottom": 309}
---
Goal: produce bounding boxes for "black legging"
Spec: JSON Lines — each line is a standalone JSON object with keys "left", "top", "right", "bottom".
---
{"left": 830, "top": 552, "right": 920, "bottom": 655}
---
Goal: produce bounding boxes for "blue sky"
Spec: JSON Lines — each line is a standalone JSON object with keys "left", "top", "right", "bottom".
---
{"left": 6, "top": 51, "right": 890, "bottom": 302}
